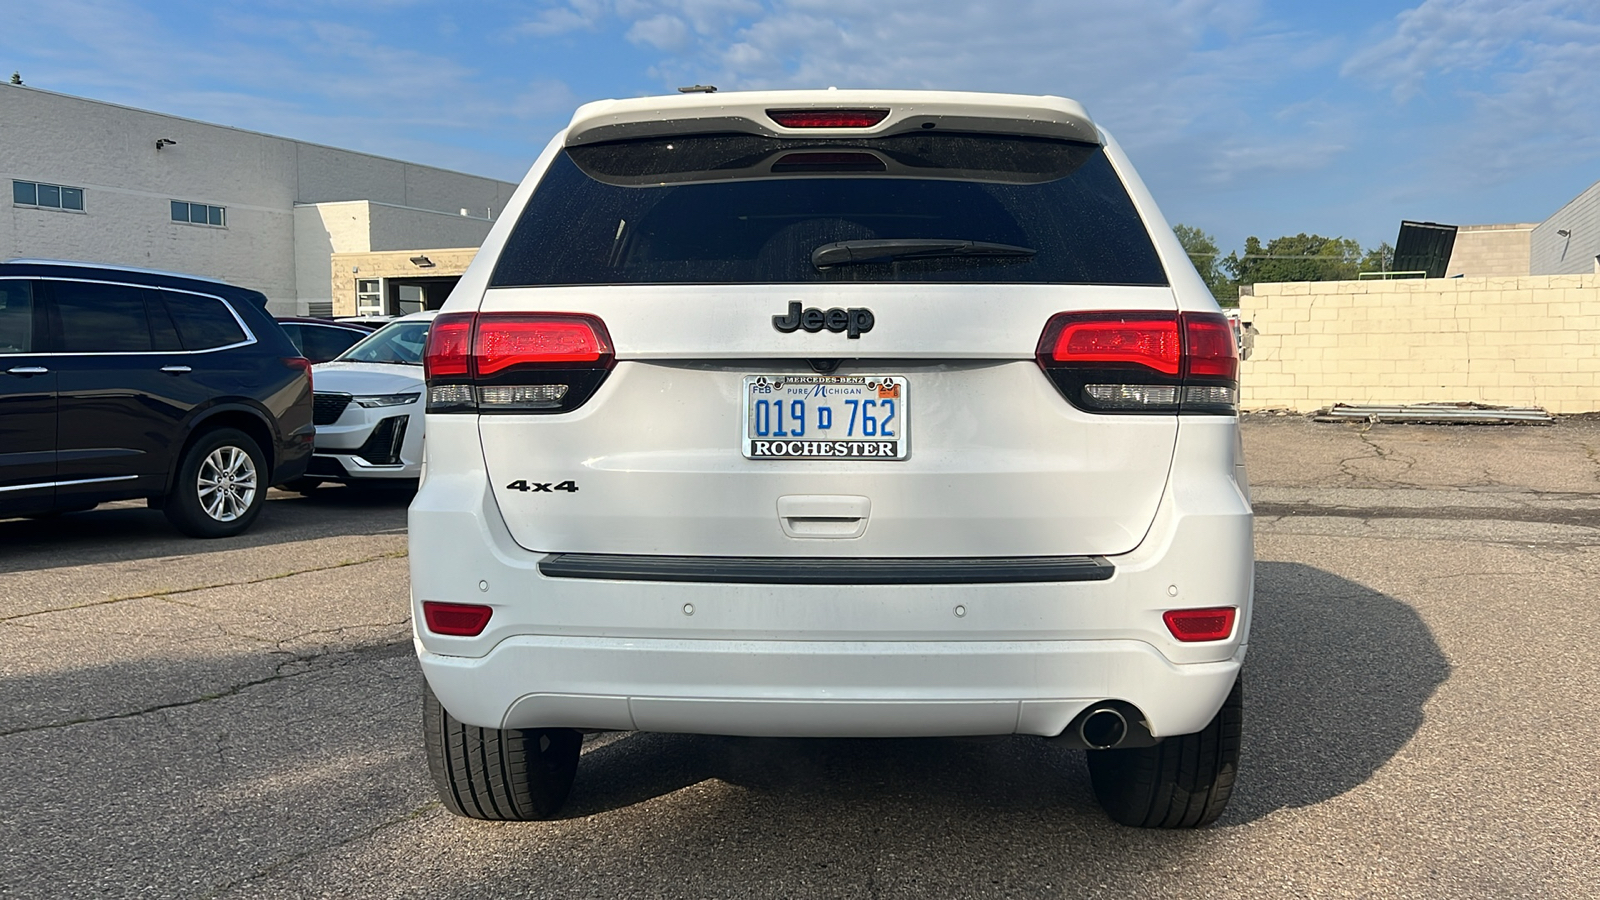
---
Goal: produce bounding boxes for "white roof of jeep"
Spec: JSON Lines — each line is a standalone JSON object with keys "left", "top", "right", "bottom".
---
{"left": 565, "top": 89, "right": 1100, "bottom": 147}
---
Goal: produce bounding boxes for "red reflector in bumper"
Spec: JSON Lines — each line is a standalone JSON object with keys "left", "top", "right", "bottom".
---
{"left": 1163, "top": 607, "right": 1237, "bottom": 642}
{"left": 423, "top": 601, "right": 493, "bottom": 637}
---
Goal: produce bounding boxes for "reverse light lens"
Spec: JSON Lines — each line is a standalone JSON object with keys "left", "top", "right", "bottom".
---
{"left": 1182, "top": 384, "right": 1237, "bottom": 407}
{"left": 478, "top": 384, "right": 569, "bottom": 408}
{"left": 1085, "top": 384, "right": 1179, "bottom": 409}
{"left": 1048, "top": 317, "right": 1181, "bottom": 375}
{"left": 767, "top": 108, "right": 890, "bottom": 128}
{"left": 427, "top": 384, "right": 474, "bottom": 410}
{"left": 354, "top": 392, "right": 420, "bottom": 408}
{"left": 422, "top": 601, "right": 493, "bottom": 637}
{"left": 1163, "top": 607, "right": 1237, "bottom": 642}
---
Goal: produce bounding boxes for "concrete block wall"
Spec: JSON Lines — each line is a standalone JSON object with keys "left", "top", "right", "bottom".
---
{"left": 1238, "top": 274, "right": 1600, "bottom": 414}
{"left": 1444, "top": 223, "right": 1535, "bottom": 277}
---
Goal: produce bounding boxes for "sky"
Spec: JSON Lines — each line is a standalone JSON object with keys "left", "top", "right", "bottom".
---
{"left": 4, "top": 0, "right": 1599, "bottom": 255}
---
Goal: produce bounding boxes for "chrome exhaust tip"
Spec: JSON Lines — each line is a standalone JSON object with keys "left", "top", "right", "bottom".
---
{"left": 1078, "top": 707, "right": 1129, "bottom": 750}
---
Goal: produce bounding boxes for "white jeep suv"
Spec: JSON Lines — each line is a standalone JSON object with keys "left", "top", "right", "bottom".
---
{"left": 411, "top": 90, "right": 1253, "bottom": 828}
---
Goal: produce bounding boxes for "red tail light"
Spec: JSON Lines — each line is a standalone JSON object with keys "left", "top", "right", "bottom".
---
{"left": 1046, "top": 317, "right": 1181, "bottom": 376}
{"left": 1182, "top": 313, "right": 1239, "bottom": 380}
{"left": 475, "top": 315, "right": 610, "bottom": 375}
{"left": 1163, "top": 607, "right": 1237, "bottom": 642}
{"left": 283, "top": 356, "right": 313, "bottom": 393}
{"left": 767, "top": 109, "right": 890, "bottom": 128}
{"left": 423, "top": 601, "right": 493, "bottom": 637}
{"left": 423, "top": 312, "right": 614, "bottom": 414}
{"left": 1036, "top": 311, "right": 1238, "bottom": 414}
{"left": 424, "top": 313, "right": 474, "bottom": 378}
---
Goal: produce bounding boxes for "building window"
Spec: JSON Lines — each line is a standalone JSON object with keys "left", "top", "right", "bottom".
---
{"left": 13, "top": 180, "right": 85, "bottom": 211}
{"left": 171, "top": 200, "right": 226, "bottom": 227}
{"left": 356, "top": 279, "right": 382, "bottom": 316}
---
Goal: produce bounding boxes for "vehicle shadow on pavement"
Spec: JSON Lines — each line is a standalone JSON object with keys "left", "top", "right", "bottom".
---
{"left": 1226, "top": 561, "right": 1451, "bottom": 822}
{"left": 561, "top": 561, "right": 1451, "bottom": 828}
{"left": 0, "top": 485, "right": 411, "bottom": 574}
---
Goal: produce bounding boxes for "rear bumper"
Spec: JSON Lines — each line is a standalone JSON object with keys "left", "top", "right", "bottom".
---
{"left": 411, "top": 415, "right": 1254, "bottom": 739}
{"left": 421, "top": 635, "right": 1242, "bottom": 738}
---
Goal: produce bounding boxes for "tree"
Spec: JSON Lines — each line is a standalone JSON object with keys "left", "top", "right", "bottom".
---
{"left": 9, "top": 72, "right": 21, "bottom": 85}
{"left": 1173, "top": 224, "right": 1236, "bottom": 306}
{"left": 1222, "top": 233, "right": 1363, "bottom": 286}
{"left": 1360, "top": 241, "right": 1395, "bottom": 275}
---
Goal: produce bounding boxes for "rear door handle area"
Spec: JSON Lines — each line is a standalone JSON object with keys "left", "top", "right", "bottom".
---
{"left": 777, "top": 494, "right": 871, "bottom": 539}
{"left": 6, "top": 366, "right": 49, "bottom": 375}
{"left": 160, "top": 365, "right": 193, "bottom": 374}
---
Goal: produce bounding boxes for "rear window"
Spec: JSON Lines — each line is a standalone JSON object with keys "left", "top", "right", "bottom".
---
{"left": 301, "top": 324, "right": 366, "bottom": 361}
{"left": 160, "top": 290, "right": 248, "bottom": 350}
{"left": 490, "top": 133, "right": 1168, "bottom": 287}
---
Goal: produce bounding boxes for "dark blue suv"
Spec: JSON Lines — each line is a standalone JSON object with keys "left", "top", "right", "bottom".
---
{"left": 0, "top": 260, "right": 313, "bottom": 537}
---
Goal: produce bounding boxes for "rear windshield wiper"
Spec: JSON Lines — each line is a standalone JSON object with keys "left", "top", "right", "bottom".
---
{"left": 812, "top": 239, "right": 1036, "bottom": 270}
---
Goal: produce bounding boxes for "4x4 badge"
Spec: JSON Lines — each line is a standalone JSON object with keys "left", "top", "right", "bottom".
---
{"left": 772, "top": 301, "right": 874, "bottom": 339}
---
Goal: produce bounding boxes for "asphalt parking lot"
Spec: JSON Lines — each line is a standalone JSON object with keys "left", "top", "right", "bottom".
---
{"left": 3, "top": 417, "right": 1599, "bottom": 899}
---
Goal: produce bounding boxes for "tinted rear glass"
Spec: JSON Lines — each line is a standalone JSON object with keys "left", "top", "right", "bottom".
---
{"left": 490, "top": 133, "right": 1167, "bottom": 287}
{"left": 302, "top": 325, "right": 365, "bottom": 362}
{"left": 161, "top": 291, "right": 247, "bottom": 350}
{"left": 53, "top": 281, "right": 154, "bottom": 353}
{"left": 0, "top": 281, "right": 34, "bottom": 353}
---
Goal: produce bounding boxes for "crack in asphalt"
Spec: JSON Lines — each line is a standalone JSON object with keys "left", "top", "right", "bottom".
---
{"left": 0, "top": 550, "right": 408, "bottom": 623}
{"left": 0, "top": 638, "right": 411, "bottom": 738}
{"left": 1252, "top": 501, "right": 1600, "bottom": 528}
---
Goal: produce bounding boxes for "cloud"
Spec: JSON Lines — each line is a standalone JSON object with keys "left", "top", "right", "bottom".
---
{"left": 626, "top": 14, "right": 691, "bottom": 50}
{"left": 1, "top": 0, "right": 571, "bottom": 180}
{"left": 1343, "top": 0, "right": 1600, "bottom": 100}
{"left": 516, "top": 5, "right": 601, "bottom": 37}
{"left": 1345, "top": 0, "right": 1600, "bottom": 180}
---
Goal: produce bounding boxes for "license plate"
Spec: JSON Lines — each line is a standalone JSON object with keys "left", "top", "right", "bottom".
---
{"left": 742, "top": 375, "right": 909, "bottom": 460}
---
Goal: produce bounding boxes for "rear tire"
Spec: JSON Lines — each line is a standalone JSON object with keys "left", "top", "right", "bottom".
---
{"left": 1086, "top": 675, "right": 1242, "bottom": 828}
{"left": 163, "top": 428, "right": 267, "bottom": 538}
{"left": 422, "top": 680, "right": 581, "bottom": 821}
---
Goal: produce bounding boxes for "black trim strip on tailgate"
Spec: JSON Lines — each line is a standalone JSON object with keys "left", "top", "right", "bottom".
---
{"left": 537, "top": 554, "right": 1115, "bottom": 585}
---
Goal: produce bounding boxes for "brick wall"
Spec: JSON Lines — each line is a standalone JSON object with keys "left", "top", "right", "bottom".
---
{"left": 1238, "top": 274, "right": 1600, "bottom": 414}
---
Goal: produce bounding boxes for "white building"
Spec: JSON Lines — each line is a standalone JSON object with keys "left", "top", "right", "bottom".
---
{"left": 2, "top": 83, "right": 517, "bottom": 316}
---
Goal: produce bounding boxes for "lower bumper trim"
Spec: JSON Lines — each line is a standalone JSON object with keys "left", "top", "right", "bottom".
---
{"left": 537, "top": 553, "right": 1115, "bottom": 585}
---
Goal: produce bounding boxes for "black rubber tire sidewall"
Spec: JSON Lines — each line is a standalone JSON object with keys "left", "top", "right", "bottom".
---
{"left": 422, "top": 679, "right": 581, "bottom": 821}
{"left": 163, "top": 428, "right": 268, "bottom": 538}
{"left": 1086, "top": 675, "right": 1243, "bottom": 829}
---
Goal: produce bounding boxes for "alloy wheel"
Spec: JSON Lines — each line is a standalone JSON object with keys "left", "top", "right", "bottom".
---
{"left": 196, "top": 445, "right": 258, "bottom": 522}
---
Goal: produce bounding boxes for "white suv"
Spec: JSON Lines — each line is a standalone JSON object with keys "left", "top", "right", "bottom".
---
{"left": 411, "top": 90, "right": 1253, "bottom": 828}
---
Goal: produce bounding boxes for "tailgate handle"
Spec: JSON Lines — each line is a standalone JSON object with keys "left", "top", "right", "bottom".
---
{"left": 777, "top": 495, "right": 870, "bottom": 539}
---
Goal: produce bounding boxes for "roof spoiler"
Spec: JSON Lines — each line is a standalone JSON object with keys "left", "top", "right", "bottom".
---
{"left": 565, "top": 89, "right": 1101, "bottom": 147}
